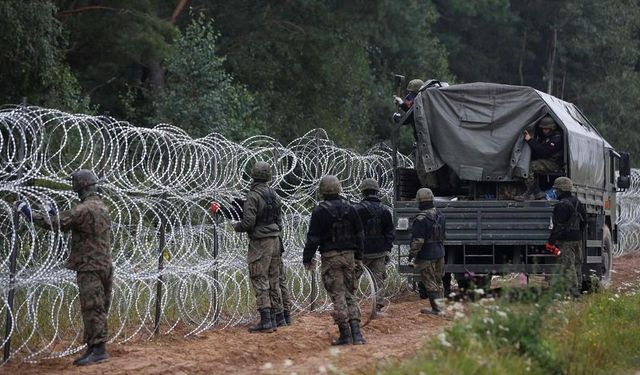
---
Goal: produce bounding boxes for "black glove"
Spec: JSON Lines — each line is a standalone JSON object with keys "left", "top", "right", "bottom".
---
{"left": 15, "top": 201, "right": 32, "bottom": 220}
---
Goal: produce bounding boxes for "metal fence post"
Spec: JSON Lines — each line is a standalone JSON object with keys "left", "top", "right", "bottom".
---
{"left": 3, "top": 100, "right": 27, "bottom": 362}
{"left": 153, "top": 198, "right": 167, "bottom": 335}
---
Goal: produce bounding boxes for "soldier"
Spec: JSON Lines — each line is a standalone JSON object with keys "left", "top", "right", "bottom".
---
{"left": 393, "top": 79, "right": 424, "bottom": 112}
{"left": 233, "top": 161, "right": 284, "bottom": 332}
{"left": 302, "top": 175, "right": 366, "bottom": 345}
{"left": 547, "top": 177, "right": 585, "bottom": 297}
{"left": 354, "top": 178, "right": 395, "bottom": 315}
{"left": 15, "top": 169, "right": 113, "bottom": 366}
{"left": 517, "top": 115, "right": 564, "bottom": 200}
{"left": 410, "top": 188, "right": 446, "bottom": 315}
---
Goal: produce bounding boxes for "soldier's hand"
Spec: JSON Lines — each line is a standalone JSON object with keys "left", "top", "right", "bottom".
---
{"left": 393, "top": 95, "right": 403, "bottom": 106}
{"left": 15, "top": 200, "right": 32, "bottom": 220}
{"left": 44, "top": 202, "right": 57, "bottom": 216}
{"left": 523, "top": 130, "right": 531, "bottom": 141}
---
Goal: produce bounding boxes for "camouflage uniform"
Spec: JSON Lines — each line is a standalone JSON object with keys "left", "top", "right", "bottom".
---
{"left": 354, "top": 179, "right": 395, "bottom": 312}
{"left": 548, "top": 177, "right": 585, "bottom": 296}
{"left": 28, "top": 170, "right": 113, "bottom": 365}
{"left": 411, "top": 188, "right": 446, "bottom": 314}
{"left": 521, "top": 116, "right": 563, "bottom": 199}
{"left": 303, "top": 175, "right": 365, "bottom": 345}
{"left": 235, "top": 183, "right": 283, "bottom": 314}
{"left": 278, "top": 237, "right": 292, "bottom": 323}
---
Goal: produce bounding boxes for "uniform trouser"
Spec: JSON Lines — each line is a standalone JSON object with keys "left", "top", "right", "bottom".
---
{"left": 248, "top": 237, "right": 282, "bottom": 311}
{"left": 526, "top": 159, "right": 561, "bottom": 193}
{"left": 321, "top": 250, "right": 360, "bottom": 324}
{"left": 415, "top": 257, "right": 445, "bottom": 297}
{"left": 77, "top": 267, "right": 113, "bottom": 347}
{"left": 574, "top": 241, "right": 583, "bottom": 288}
{"left": 555, "top": 240, "right": 581, "bottom": 295}
{"left": 363, "top": 254, "right": 387, "bottom": 306}
{"left": 279, "top": 256, "right": 291, "bottom": 311}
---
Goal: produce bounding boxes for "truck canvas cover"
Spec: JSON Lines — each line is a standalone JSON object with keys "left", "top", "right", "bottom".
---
{"left": 413, "top": 82, "right": 609, "bottom": 189}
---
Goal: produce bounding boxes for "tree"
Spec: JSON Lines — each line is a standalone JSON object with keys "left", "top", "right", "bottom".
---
{"left": 0, "top": 1, "right": 87, "bottom": 110}
{"left": 152, "top": 14, "right": 259, "bottom": 139}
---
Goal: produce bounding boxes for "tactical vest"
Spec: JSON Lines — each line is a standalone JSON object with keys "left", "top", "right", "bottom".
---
{"left": 255, "top": 187, "right": 280, "bottom": 227}
{"left": 416, "top": 209, "right": 446, "bottom": 260}
{"left": 556, "top": 196, "right": 582, "bottom": 241}
{"left": 319, "top": 199, "right": 356, "bottom": 249}
{"left": 356, "top": 200, "right": 387, "bottom": 253}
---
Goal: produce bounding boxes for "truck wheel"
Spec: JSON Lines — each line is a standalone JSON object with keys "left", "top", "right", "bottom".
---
{"left": 600, "top": 225, "right": 613, "bottom": 289}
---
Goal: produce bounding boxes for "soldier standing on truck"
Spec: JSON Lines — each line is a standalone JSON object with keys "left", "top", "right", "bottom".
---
{"left": 354, "top": 178, "right": 395, "bottom": 316}
{"left": 410, "top": 188, "right": 446, "bottom": 315}
{"left": 547, "top": 177, "right": 586, "bottom": 297}
{"left": 233, "top": 161, "right": 284, "bottom": 332}
{"left": 16, "top": 169, "right": 113, "bottom": 366}
{"left": 516, "top": 115, "right": 564, "bottom": 201}
{"left": 303, "top": 175, "right": 366, "bottom": 345}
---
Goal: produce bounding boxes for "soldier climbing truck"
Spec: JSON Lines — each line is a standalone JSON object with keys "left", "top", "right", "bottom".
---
{"left": 391, "top": 81, "right": 631, "bottom": 293}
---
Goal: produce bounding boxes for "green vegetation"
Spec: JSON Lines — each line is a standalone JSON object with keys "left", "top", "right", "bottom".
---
{"left": 381, "top": 286, "right": 640, "bottom": 375}
{"left": 1, "top": 0, "right": 638, "bottom": 162}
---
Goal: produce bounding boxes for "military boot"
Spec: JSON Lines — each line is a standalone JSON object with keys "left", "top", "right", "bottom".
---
{"left": 420, "top": 292, "right": 442, "bottom": 315}
{"left": 283, "top": 310, "right": 293, "bottom": 325}
{"left": 248, "top": 309, "right": 274, "bottom": 333}
{"left": 275, "top": 311, "right": 287, "bottom": 327}
{"left": 75, "top": 342, "right": 109, "bottom": 366}
{"left": 349, "top": 319, "right": 366, "bottom": 345}
{"left": 270, "top": 308, "right": 278, "bottom": 331}
{"left": 331, "top": 322, "right": 353, "bottom": 346}
{"left": 72, "top": 345, "right": 93, "bottom": 365}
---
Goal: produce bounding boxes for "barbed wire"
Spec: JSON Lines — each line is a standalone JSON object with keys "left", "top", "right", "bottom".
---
{"left": 0, "top": 106, "right": 638, "bottom": 362}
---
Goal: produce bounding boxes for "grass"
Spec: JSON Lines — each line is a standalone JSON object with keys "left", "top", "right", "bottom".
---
{"left": 380, "top": 282, "right": 640, "bottom": 375}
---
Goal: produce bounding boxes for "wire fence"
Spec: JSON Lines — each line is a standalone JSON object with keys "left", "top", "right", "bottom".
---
{"left": 1, "top": 106, "right": 638, "bottom": 362}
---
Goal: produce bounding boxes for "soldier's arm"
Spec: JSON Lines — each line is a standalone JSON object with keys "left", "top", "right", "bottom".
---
{"left": 275, "top": 195, "right": 284, "bottom": 231}
{"left": 302, "top": 207, "right": 323, "bottom": 264}
{"left": 234, "top": 192, "right": 259, "bottom": 233}
{"left": 32, "top": 207, "right": 77, "bottom": 232}
{"left": 350, "top": 206, "right": 365, "bottom": 260}
{"left": 382, "top": 208, "right": 396, "bottom": 250}
{"left": 410, "top": 218, "right": 425, "bottom": 259}
{"left": 548, "top": 204, "right": 566, "bottom": 244}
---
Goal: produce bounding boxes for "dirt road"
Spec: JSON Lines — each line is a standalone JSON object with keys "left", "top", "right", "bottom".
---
{"left": 5, "top": 253, "right": 640, "bottom": 375}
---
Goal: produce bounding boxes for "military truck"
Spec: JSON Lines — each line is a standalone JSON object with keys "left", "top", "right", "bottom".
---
{"left": 392, "top": 81, "right": 631, "bottom": 292}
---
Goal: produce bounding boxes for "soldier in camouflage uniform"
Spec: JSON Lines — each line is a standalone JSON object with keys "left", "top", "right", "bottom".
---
{"left": 234, "top": 161, "right": 284, "bottom": 332}
{"left": 16, "top": 169, "right": 113, "bottom": 366}
{"left": 548, "top": 177, "right": 585, "bottom": 297}
{"left": 410, "top": 188, "right": 446, "bottom": 315}
{"left": 354, "top": 178, "right": 395, "bottom": 315}
{"left": 517, "top": 115, "right": 564, "bottom": 201}
{"left": 303, "top": 175, "right": 366, "bottom": 345}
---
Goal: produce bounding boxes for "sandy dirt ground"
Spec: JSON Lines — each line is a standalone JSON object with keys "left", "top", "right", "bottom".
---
{"left": 4, "top": 253, "right": 640, "bottom": 375}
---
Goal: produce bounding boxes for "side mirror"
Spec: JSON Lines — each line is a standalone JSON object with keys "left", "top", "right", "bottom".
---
{"left": 617, "top": 175, "right": 631, "bottom": 190}
{"left": 619, "top": 152, "right": 631, "bottom": 177}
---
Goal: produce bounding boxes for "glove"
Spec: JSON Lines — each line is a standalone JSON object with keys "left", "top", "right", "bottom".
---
{"left": 392, "top": 112, "right": 402, "bottom": 124}
{"left": 44, "top": 202, "right": 57, "bottom": 216}
{"left": 209, "top": 201, "right": 220, "bottom": 215}
{"left": 393, "top": 95, "right": 403, "bottom": 106}
{"left": 544, "top": 242, "right": 561, "bottom": 256}
{"left": 15, "top": 201, "right": 32, "bottom": 220}
{"left": 228, "top": 221, "right": 240, "bottom": 231}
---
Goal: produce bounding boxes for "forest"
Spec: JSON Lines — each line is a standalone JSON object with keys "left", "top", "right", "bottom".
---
{"left": 1, "top": 0, "right": 639, "bottom": 163}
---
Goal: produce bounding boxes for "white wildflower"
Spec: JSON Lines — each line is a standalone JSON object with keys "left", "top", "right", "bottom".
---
{"left": 329, "top": 347, "right": 340, "bottom": 357}
{"left": 482, "top": 317, "right": 494, "bottom": 325}
{"left": 498, "top": 324, "right": 509, "bottom": 332}
{"left": 496, "top": 310, "right": 508, "bottom": 318}
{"left": 438, "top": 332, "right": 452, "bottom": 348}
{"left": 318, "top": 365, "right": 327, "bottom": 373}
{"left": 284, "top": 359, "right": 293, "bottom": 367}
{"left": 474, "top": 288, "right": 485, "bottom": 295}
{"left": 454, "top": 311, "right": 465, "bottom": 320}
{"left": 262, "top": 362, "right": 273, "bottom": 370}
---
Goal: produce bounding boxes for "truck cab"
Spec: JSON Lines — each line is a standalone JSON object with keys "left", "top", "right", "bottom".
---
{"left": 392, "top": 81, "right": 631, "bottom": 291}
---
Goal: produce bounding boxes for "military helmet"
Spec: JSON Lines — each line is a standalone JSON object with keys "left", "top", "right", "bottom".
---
{"left": 319, "top": 175, "right": 342, "bottom": 196}
{"left": 359, "top": 178, "right": 379, "bottom": 193}
{"left": 538, "top": 115, "right": 557, "bottom": 130}
{"left": 407, "top": 79, "right": 424, "bottom": 93}
{"left": 71, "top": 169, "right": 99, "bottom": 192}
{"left": 553, "top": 176, "right": 573, "bottom": 192}
{"left": 251, "top": 161, "right": 272, "bottom": 182}
{"left": 416, "top": 187, "right": 434, "bottom": 203}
